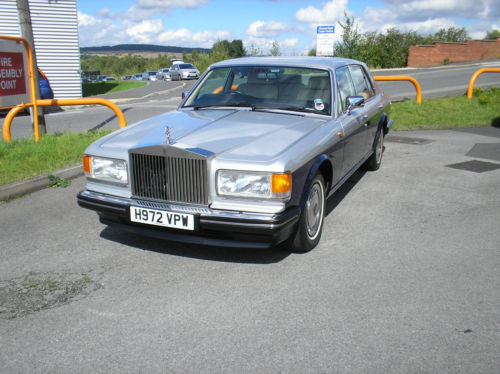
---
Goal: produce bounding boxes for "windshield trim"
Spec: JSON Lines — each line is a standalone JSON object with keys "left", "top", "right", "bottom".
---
{"left": 182, "top": 65, "right": 333, "bottom": 117}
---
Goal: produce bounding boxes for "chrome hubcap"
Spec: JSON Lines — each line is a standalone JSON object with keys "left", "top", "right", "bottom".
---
{"left": 376, "top": 132, "right": 384, "bottom": 163}
{"left": 306, "top": 182, "right": 324, "bottom": 239}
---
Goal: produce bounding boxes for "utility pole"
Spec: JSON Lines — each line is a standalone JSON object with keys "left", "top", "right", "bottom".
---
{"left": 16, "top": 0, "right": 47, "bottom": 134}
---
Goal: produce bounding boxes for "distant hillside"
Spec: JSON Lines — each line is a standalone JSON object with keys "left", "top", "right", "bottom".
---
{"left": 81, "top": 44, "right": 210, "bottom": 54}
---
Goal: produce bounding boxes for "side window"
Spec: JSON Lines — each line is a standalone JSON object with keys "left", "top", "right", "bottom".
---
{"left": 184, "top": 68, "right": 230, "bottom": 106}
{"left": 335, "top": 66, "right": 356, "bottom": 113}
{"left": 350, "top": 65, "right": 375, "bottom": 100}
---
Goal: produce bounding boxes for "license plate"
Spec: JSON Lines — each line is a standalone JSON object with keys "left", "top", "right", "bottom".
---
{"left": 130, "top": 206, "right": 195, "bottom": 231}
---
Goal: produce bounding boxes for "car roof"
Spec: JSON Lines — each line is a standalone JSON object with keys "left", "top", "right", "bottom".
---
{"left": 210, "top": 56, "right": 363, "bottom": 71}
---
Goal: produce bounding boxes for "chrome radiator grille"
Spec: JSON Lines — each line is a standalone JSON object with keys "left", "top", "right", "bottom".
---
{"left": 130, "top": 152, "right": 208, "bottom": 205}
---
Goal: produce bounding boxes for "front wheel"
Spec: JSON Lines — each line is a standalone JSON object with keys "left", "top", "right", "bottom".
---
{"left": 287, "top": 174, "right": 326, "bottom": 253}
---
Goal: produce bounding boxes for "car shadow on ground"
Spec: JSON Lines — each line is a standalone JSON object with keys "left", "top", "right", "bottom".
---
{"left": 325, "top": 169, "right": 367, "bottom": 217}
{"left": 99, "top": 226, "right": 291, "bottom": 264}
{"left": 98, "top": 161, "right": 372, "bottom": 264}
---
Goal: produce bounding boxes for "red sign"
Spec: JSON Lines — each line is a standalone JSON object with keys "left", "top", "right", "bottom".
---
{"left": 0, "top": 52, "right": 26, "bottom": 96}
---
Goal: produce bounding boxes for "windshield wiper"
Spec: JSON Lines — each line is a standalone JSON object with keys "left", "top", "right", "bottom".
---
{"left": 193, "top": 102, "right": 255, "bottom": 110}
{"left": 252, "top": 106, "right": 321, "bottom": 115}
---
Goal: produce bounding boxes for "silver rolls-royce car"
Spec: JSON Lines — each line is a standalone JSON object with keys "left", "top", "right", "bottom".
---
{"left": 77, "top": 56, "right": 392, "bottom": 252}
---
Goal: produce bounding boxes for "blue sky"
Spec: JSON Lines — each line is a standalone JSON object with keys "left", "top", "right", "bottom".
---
{"left": 77, "top": 0, "right": 500, "bottom": 54}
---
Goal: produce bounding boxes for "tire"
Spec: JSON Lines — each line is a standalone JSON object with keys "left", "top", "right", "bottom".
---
{"left": 287, "top": 174, "right": 326, "bottom": 253}
{"left": 365, "top": 129, "right": 384, "bottom": 171}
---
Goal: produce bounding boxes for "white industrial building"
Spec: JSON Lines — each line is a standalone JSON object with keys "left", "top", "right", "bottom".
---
{"left": 0, "top": 0, "right": 82, "bottom": 99}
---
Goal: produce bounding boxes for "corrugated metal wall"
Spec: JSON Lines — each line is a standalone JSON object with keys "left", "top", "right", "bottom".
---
{"left": 0, "top": 0, "right": 82, "bottom": 99}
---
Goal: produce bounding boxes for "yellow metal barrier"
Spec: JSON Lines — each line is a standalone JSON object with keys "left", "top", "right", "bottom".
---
{"left": 373, "top": 75, "right": 422, "bottom": 104}
{"left": 0, "top": 35, "right": 40, "bottom": 139}
{"left": 467, "top": 68, "right": 500, "bottom": 99}
{"left": 3, "top": 98, "right": 127, "bottom": 142}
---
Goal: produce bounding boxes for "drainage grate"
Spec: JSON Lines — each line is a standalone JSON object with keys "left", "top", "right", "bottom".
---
{"left": 466, "top": 143, "right": 500, "bottom": 162}
{"left": 385, "top": 135, "right": 433, "bottom": 145}
{"left": 446, "top": 160, "right": 500, "bottom": 173}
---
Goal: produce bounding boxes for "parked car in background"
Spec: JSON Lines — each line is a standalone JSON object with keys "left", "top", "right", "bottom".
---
{"left": 169, "top": 63, "right": 200, "bottom": 80}
{"left": 170, "top": 59, "right": 184, "bottom": 65}
{"left": 131, "top": 73, "right": 143, "bottom": 81}
{"left": 77, "top": 57, "right": 392, "bottom": 253}
{"left": 143, "top": 71, "right": 158, "bottom": 81}
{"left": 121, "top": 75, "right": 131, "bottom": 80}
{"left": 103, "top": 76, "right": 116, "bottom": 81}
{"left": 156, "top": 68, "right": 171, "bottom": 81}
{"left": 38, "top": 68, "right": 54, "bottom": 100}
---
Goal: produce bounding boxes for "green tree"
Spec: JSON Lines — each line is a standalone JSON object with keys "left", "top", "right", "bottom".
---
{"left": 248, "top": 44, "right": 262, "bottom": 56}
{"left": 434, "top": 27, "right": 469, "bottom": 42}
{"left": 485, "top": 29, "right": 500, "bottom": 39}
{"left": 270, "top": 40, "right": 281, "bottom": 56}
{"left": 229, "top": 40, "right": 246, "bottom": 57}
{"left": 308, "top": 48, "right": 316, "bottom": 56}
{"left": 210, "top": 40, "right": 230, "bottom": 61}
{"left": 335, "top": 11, "right": 362, "bottom": 59}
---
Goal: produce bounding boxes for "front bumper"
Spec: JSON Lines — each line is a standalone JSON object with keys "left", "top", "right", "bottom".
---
{"left": 77, "top": 190, "right": 300, "bottom": 248}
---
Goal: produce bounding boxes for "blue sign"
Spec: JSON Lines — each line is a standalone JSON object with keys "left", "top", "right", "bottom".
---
{"left": 317, "top": 26, "right": 335, "bottom": 34}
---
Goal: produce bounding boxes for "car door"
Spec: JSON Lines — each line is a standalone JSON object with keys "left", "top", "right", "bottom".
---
{"left": 335, "top": 66, "right": 366, "bottom": 176}
{"left": 349, "top": 64, "right": 382, "bottom": 155}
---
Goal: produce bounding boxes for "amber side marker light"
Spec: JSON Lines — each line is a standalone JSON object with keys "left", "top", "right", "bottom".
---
{"left": 83, "top": 155, "right": 91, "bottom": 174}
{"left": 272, "top": 173, "right": 292, "bottom": 194}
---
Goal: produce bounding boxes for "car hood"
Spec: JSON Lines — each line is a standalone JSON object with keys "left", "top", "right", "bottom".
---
{"left": 94, "top": 109, "right": 327, "bottom": 162}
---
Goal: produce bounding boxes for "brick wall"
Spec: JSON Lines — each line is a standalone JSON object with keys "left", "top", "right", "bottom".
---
{"left": 408, "top": 39, "right": 500, "bottom": 67}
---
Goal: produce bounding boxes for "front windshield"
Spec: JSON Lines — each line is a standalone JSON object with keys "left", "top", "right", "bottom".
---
{"left": 179, "top": 64, "right": 195, "bottom": 69}
{"left": 183, "top": 66, "right": 332, "bottom": 115}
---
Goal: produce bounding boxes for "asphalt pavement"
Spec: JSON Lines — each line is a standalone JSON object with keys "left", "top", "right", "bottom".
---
{"left": 0, "top": 125, "right": 499, "bottom": 373}
{"left": 1, "top": 61, "right": 499, "bottom": 373}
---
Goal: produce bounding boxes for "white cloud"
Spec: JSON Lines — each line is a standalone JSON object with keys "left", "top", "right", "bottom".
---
{"left": 125, "top": 19, "right": 164, "bottom": 43}
{"left": 283, "top": 38, "right": 299, "bottom": 48}
{"left": 136, "top": 0, "right": 209, "bottom": 8}
{"left": 157, "top": 28, "right": 233, "bottom": 48}
{"left": 127, "top": 0, "right": 209, "bottom": 20}
{"left": 246, "top": 20, "right": 294, "bottom": 38}
{"left": 358, "top": 1, "right": 497, "bottom": 38}
{"left": 77, "top": 11, "right": 98, "bottom": 27}
{"left": 378, "top": 0, "right": 495, "bottom": 21}
{"left": 295, "top": 0, "right": 348, "bottom": 24}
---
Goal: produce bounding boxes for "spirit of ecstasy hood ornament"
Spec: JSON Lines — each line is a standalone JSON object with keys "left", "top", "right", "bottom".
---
{"left": 164, "top": 125, "right": 175, "bottom": 145}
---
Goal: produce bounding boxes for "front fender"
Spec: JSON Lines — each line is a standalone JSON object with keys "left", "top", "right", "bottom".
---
{"left": 299, "top": 154, "right": 332, "bottom": 208}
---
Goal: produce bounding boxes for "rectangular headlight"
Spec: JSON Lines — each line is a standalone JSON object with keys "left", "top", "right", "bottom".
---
{"left": 83, "top": 155, "right": 128, "bottom": 185}
{"left": 217, "top": 170, "right": 291, "bottom": 200}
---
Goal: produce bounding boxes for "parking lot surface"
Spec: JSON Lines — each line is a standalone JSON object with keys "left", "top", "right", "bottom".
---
{"left": 0, "top": 127, "right": 499, "bottom": 373}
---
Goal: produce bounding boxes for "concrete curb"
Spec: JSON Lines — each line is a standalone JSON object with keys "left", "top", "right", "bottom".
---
{"left": 0, "top": 164, "right": 83, "bottom": 201}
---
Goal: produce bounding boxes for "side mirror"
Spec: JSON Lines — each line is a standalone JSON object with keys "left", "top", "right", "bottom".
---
{"left": 346, "top": 96, "right": 365, "bottom": 114}
{"left": 181, "top": 90, "right": 190, "bottom": 99}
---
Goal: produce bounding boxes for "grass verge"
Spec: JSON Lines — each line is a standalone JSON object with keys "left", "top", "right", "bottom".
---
{"left": 0, "top": 131, "right": 111, "bottom": 186}
{"left": 1, "top": 88, "right": 498, "bottom": 188}
{"left": 82, "top": 81, "right": 147, "bottom": 97}
{"left": 391, "top": 87, "right": 500, "bottom": 130}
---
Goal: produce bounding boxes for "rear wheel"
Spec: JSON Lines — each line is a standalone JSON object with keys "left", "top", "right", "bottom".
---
{"left": 287, "top": 174, "right": 326, "bottom": 253}
{"left": 365, "top": 129, "right": 384, "bottom": 171}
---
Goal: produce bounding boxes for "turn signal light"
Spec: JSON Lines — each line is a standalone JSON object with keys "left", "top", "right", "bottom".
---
{"left": 83, "top": 155, "right": 91, "bottom": 174}
{"left": 272, "top": 173, "right": 292, "bottom": 194}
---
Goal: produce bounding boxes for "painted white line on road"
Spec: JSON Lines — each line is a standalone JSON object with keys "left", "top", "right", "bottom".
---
{"left": 47, "top": 110, "right": 84, "bottom": 116}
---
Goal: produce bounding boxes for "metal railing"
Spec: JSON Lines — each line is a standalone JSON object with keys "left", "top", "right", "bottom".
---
{"left": 0, "top": 35, "right": 41, "bottom": 139}
{"left": 373, "top": 75, "right": 422, "bottom": 104}
{"left": 1, "top": 34, "right": 127, "bottom": 142}
{"left": 3, "top": 98, "right": 127, "bottom": 141}
{"left": 467, "top": 68, "right": 500, "bottom": 99}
